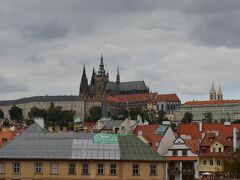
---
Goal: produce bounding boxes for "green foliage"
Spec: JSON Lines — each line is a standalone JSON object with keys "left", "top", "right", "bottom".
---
{"left": 9, "top": 105, "right": 23, "bottom": 123}
{"left": 181, "top": 112, "right": 193, "bottom": 124}
{"left": 224, "top": 151, "right": 240, "bottom": 178}
{"left": 203, "top": 112, "right": 214, "bottom": 123}
{"left": 232, "top": 119, "right": 240, "bottom": 124}
{"left": 89, "top": 106, "right": 102, "bottom": 122}
{"left": 47, "top": 102, "right": 63, "bottom": 122}
{"left": 2, "top": 120, "right": 9, "bottom": 127}
{"left": 28, "top": 107, "right": 47, "bottom": 120}
{"left": 157, "top": 110, "right": 166, "bottom": 124}
{"left": 62, "top": 110, "right": 75, "bottom": 122}
{"left": 0, "top": 109, "right": 4, "bottom": 119}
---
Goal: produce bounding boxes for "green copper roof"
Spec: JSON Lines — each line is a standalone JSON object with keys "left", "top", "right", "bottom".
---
{"left": 118, "top": 135, "right": 165, "bottom": 161}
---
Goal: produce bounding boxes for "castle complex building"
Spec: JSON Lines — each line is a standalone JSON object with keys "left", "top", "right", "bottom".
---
{"left": 79, "top": 55, "right": 149, "bottom": 97}
{"left": 173, "top": 83, "right": 240, "bottom": 122}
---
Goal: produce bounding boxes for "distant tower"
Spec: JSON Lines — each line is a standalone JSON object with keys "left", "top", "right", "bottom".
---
{"left": 209, "top": 82, "right": 216, "bottom": 101}
{"left": 217, "top": 84, "right": 223, "bottom": 100}
{"left": 98, "top": 54, "right": 106, "bottom": 76}
{"left": 79, "top": 65, "right": 88, "bottom": 97}
{"left": 116, "top": 65, "right": 120, "bottom": 84}
{"left": 90, "top": 66, "right": 96, "bottom": 85}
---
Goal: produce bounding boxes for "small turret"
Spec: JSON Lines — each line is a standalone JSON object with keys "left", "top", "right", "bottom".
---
{"left": 217, "top": 84, "right": 223, "bottom": 100}
{"left": 209, "top": 82, "right": 216, "bottom": 101}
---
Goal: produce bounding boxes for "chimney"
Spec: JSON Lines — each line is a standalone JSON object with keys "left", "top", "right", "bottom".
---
{"left": 199, "top": 122, "right": 203, "bottom": 132}
{"left": 34, "top": 117, "right": 44, "bottom": 129}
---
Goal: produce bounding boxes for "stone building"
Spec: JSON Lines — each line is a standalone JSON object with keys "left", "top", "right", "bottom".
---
{"left": 79, "top": 55, "right": 149, "bottom": 97}
{"left": 0, "top": 96, "right": 85, "bottom": 120}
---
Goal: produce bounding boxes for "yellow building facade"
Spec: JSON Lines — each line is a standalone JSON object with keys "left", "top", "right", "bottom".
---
{"left": 0, "top": 160, "right": 165, "bottom": 180}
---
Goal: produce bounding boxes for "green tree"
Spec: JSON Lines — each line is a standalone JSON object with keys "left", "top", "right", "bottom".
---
{"left": 203, "top": 112, "right": 213, "bottom": 123}
{"left": 157, "top": 110, "right": 166, "bottom": 124}
{"left": 89, "top": 106, "right": 102, "bottom": 122}
{"left": 28, "top": 107, "right": 47, "bottom": 120}
{"left": 232, "top": 119, "right": 240, "bottom": 124}
{"left": 9, "top": 105, "right": 23, "bottom": 123}
{"left": 47, "top": 102, "right": 63, "bottom": 123}
{"left": 62, "top": 110, "right": 75, "bottom": 123}
{"left": 0, "top": 108, "right": 4, "bottom": 119}
{"left": 224, "top": 151, "right": 240, "bottom": 178}
{"left": 181, "top": 112, "right": 193, "bottom": 124}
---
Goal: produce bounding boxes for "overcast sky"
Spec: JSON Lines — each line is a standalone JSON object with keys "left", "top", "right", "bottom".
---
{"left": 0, "top": 0, "right": 240, "bottom": 102}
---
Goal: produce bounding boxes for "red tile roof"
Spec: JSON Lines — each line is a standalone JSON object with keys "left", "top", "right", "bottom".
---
{"left": 178, "top": 123, "right": 240, "bottom": 140}
{"left": 167, "top": 156, "right": 197, "bottom": 161}
{"left": 133, "top": 125, "right": 163, "bottom": 151}
{"left": 185, "top": 139, "right": 200, "bottom": 154}
{"left": 178, "top": 124, "right": 202, "bottom": 140}
{"left": 106, "top": 93, "right": 180, "bottom": 103}
{"left": 0, "top": 131, "right": 16, "bottom": 146}
{"left": 184, "top": 100, "right": 240, "bottom": 106}
{"left": 156, "top": 94, "right": 180, "bottom": 102}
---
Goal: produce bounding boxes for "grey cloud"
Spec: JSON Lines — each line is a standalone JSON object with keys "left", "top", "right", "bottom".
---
{"left": 0, "top": 75, "right": 29, "bottom": 94}
{"left": 25, "top": 53, "right": 45, "bottom": 63}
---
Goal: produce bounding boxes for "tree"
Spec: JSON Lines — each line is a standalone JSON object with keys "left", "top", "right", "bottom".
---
{"left": 232, "top": 119, "right": 240, "bottom": 124}
{"left": 203, "top": 112, "right": 213, "bottom": 123}
{"left": 181, "top": 112, "right": 193, "bottom": 124}
{"left": 89, "top": 106, "right": 102, "bottom": 122}
{"left": 47, "top": 102, "right": 63, "bottom": 123}
{"left": 9, "top": 105, "right": 23, "bottom": 123}
{"left": 0, "top": 109, "right": 4, "bottom": 119}
{"left": 224, "top": 151, "right": 240, "bottom": 178}
{"left": 28, "top": 107, "right": 47, "bottom": 120}
{"left": 62, "top": 110, "right": 75, "bottom": 123}
{"left": 157, "top": 110, "right": 166, "bottom": 124}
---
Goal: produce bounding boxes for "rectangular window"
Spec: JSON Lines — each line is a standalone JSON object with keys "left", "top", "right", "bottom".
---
{"left": 50, "top": 163, "right": 58, "bottom": 175}
{"left": 182, "top": 150, "right": 187, "bottom": 156}
{"left": 12, "top": 162, "right": 20, "bottom": 174}
{"left": 35, "top": 162, "right": 43, "bottom": 174}
{"left": 110, "top": 164, "right": 117, "bottom": 175}
{"left": 82, "top": 163, "right": 89, "bottom": 175}
{"left": 150, "top": 164, "right": 157, "bottom": 176}
{"left": 172, "top": 150, "right": 178, "bottom": 156}
{"left": 217, "top": 160, "right": 221, "bottom": 166}
{"left": 132, "top": 164, "right": 139, "bottom": 176}
{"left": 0, "top": 163, "right": 4, "bottom": 174}
{"left": 97, "top": 164, "right": 104, "bottom": 175}
{"left": 203, "top": 160, "right": 207, "bottom": 165}
{"left": 219, "top": 148, "right": 222, "bottom": 152}
{"left": 68, "top": 163, "right": 76, "bottom": 175}
{"left": 210, "top": 160, "right": 214, "bottom": 165}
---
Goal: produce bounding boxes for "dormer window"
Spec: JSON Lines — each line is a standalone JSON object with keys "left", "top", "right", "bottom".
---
{"left": 209, "top": 137, "right": 214, "bottom": 141}
{"left": 227, "top": 137, "right": 232, "bottom": 141}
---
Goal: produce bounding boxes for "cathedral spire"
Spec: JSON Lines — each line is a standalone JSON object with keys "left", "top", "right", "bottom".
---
{"left": 116, "top": 65, "right": 120, "bottom": 84}
{"left": 209, "top": 82, "right": 216, "bottom": 101}
{"left": 79, "top": 64, "right": 88, "bottom": 97}
{"left": 98, "top": 54, "right": 106, "bottom": 76}
{"left": 91, "top": 66, "right": 96, "bottom": 85}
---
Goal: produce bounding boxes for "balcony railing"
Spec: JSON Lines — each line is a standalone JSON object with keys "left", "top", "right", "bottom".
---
{"left": 198, "top": 165, "right": 223, "bottom": 172}
{"left": 168, "top": 167, "right": 194, "bottom": 175}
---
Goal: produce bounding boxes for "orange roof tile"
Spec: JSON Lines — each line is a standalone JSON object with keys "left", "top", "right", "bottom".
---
{"left": 185, "top": 139, "right": 200, "bottom": 154}
{"left": 106, "top": 93, "right": 180, "bottom": 103}
{"left": 167, "top": 156, "right": 197, "bottom": 161}
{"left": 184, "top": 100, "right": 240, "bottom": 106}
{"left": 133, "top": 125, "right": 162, "bottom": 151}
{"left": 0, "top": 131, "right": 16, "bottom": 145}
{"left": 178, "top": 124, "right": 202, "bottom": 140}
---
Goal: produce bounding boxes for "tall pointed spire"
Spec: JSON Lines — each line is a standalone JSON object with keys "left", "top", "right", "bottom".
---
{"left": 98, "top": 54, "right": 106, "bottom": 76}
{"left": 209, "top": 82, "right": 216, "bottom": 101}
{"left": 79, "top": 64, "right": 88, "bottom": 97}
{"left": 116, "top": 65, "right": 120, "bottom": 84}
{"left": 217, "top": 84, "right": 223, "bottom": 100}
{"left": 91, "top": 66, "right": 96, "bottom": 85}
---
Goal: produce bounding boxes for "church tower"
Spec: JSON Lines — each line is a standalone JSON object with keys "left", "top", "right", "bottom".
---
{"left": 217, "top": 84, "right": 223, "bottom": 100}
{"left": 79, "top": 65, "right": 88, "bottom": 97}
{"left": 209, "top": 82, "right": 216, "bottom": 101}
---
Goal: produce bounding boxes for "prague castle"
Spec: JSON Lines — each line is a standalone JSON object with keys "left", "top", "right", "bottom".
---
{"left": 79, "top": 55, "right": 149, "bottom": 97}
